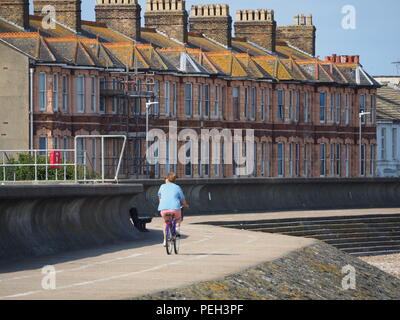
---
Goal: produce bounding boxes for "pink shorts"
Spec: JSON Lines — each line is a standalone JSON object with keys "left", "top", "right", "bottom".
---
{"left": 161, "top": 209, "right": 182, "bottom": 222}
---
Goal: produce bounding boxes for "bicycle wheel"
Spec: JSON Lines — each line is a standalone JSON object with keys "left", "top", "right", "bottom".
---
{"left": 165, "top": 225, "right": 173, "bottom": 255}
{"left": 174, "top": 233, "right": 180, "bottom": 254}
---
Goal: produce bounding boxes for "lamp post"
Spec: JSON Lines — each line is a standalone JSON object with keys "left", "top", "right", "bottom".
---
{"left": 145, "top": 101, "right": 159, "bottom": 173}
{"left": 359, "top": 111, "right": 371, "bottom": 176}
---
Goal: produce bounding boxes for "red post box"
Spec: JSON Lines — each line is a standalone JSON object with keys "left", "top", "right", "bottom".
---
{"left": 49, "top": 151, "right": 62, "bottom": 169}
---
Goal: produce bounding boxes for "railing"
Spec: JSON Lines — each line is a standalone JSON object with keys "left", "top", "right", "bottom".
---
{"left": 0, "top": 149, "right": 76, "bottom": 182}
{"left": 0, "top": 135, "right": 128, "bottom": 184}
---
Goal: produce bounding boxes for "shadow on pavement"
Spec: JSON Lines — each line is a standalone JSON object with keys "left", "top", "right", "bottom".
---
{"left": 0, "top": 229, "right": 167, "bottom": 274}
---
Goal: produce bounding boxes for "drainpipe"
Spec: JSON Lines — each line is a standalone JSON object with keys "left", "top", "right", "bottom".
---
{"left": 29, "top": 67, "right": 34, "bottom": 152}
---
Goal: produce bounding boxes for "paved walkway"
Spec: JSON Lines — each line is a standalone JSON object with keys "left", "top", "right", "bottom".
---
{"left": 0, "top": 208, "right": 398, "bottom": 300}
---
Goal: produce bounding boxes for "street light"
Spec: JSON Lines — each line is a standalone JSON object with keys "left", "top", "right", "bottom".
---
{"left": 359, "top": 111, "right": 371, "bottom": 176}
{"left": 145, "top": 101, "right": 159, "bottom": 171}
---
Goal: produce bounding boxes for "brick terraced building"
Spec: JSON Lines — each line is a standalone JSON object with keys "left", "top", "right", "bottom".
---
{"left": 0, "top": 0, "right": 379, "bottom": 179}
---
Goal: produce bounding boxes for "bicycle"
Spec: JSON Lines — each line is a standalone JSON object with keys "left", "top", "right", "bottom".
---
{"left": 164, "top": 214, "right": 181, "bottom": 255}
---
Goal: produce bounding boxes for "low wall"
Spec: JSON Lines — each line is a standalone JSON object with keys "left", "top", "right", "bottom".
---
{"left": 0, "top": 184, "right": 143, "bottom": 261}
{"left": 126, "top": 178, "right": 400, "bottom": 217}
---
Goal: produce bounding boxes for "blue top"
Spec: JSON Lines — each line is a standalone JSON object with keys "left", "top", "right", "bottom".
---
{"left": 158, "top": 183, "right": 185, "bottom": 211}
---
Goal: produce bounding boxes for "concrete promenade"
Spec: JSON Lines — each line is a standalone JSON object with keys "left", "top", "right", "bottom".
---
{"left": 0, "top": 208, "right": 399, "bottom": 300}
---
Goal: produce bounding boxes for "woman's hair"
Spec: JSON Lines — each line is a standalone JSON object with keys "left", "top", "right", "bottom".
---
{"left": 166, "top": 172, "right": 176, "bottom": 183}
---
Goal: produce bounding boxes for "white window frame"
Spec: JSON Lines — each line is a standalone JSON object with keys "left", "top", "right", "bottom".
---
{"left": 91, "top": 76, "right": 97, "bottom": 113}
{"left": 76, "top": 75, "right": 85, "bottom": 113}
{"left": 53, "top": 73, "right": 59, "bottom": 112}
{"left": 165, "top": 81, "right": 170, "bottom": 117}
{"left": 39, "top": 72, "right": 47, "bottom": 112}
{"left": 62, "top": 74, "right": 69, "bottom": 113}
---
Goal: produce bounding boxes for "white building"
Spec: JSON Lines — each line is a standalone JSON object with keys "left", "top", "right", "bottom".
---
{"left": 374, "top": 80, "right": 400, "bottom": 177}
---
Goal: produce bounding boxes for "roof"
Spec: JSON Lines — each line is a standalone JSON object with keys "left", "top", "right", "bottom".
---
{"left": 0, "top": 16, "right": 377, "bottom": 86}
{"left": 377, "top": 86, "right": 400, "bottom": 122}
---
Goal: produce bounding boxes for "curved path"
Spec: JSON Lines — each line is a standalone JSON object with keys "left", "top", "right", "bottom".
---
{"left": 0, "top": 214, "right": 314, "bottom": 300}
{"left": 1, "top": 208, "right": 398, "bottom": 300}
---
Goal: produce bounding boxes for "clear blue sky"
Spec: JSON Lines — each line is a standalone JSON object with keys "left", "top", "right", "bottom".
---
{"left": 30, "top": 0, "right": 400, "bottom": 75}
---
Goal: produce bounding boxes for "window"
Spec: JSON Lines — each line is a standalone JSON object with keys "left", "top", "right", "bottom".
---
{"left": 39, "top": 72, "right": 47, "bottom": 111}
{"left": 154, "top": 80, "right": 160, "bottom": 116}
{"left": 370, "top": 144, "right": 376, "bottom": 176}
{"left": 251, "top": 87, "right": 256, "bottom": 121}
{"left": 172, "top": 82, "right": 177, "bottom": 118}
{"left": 304, "top": 91, "right": 309, "bottom": 123}
{"left": 214, "top": 85, "right": 219, "bottom": 119}
{"left": 345, "top": 94, "right": 350, "bottom": 125}
{"left": 330, "top": 93, "right": 335, "bottom": 123}
{"left": 91, "top": 76, "right": 96, "bottom": 113}
{"left": 92, "top": 139, "right": 96, "bottom": 171}
{"left": 197, "top": 84, "right": 202, "bottom": 119}
{"left": 261, "top": 142, "right": 266, "bottom": 176}
{"left": 360, "top": 94, "right": 366, "bottom": 124}
{"left": 119, "top": 98, "right": 124, "bottom": 114}
{"left": 278, "top": 89, "right": 284, "bottom": 122}
{"left": 320, "top": 92, "right": 326, "bottom": 123}
{"left": 360, "top": 144, "right": 366, "bottom": 176}
{"left": 381, "top": 128, "right": 387, "bottom": 160}
{"left": 289, "top": 143, "right": 294, "bottom": 177}
{"left": 336, "top": 93, "right": 341, "bottom": 124}
{"left": 393, "top": 128, "right": 398, "bottom": 160}
{"left": 134, "top": 79, "right": 141, "bottom": 115}
{"left": 62, "top": 75, "right": 69, "bottom": 113}
{"left": 290, "top": 143, "right": 299, "bottom": 177}
{"left": 320, "top": 143, "right": 326, "bottom": 176}
{"left": 204, "top": 84, "right": 210, "bottom": 118}
{"left": 232, "top": 87, "right": 240, "bottom": 120}
{"left": 370, "top": 94, "right": 376, "bottom": 124}
{"left": 295, "top": 90, "right": 300, "bottom": 122}
{"left": 330, "top": 144, "right": 335, "bottom": 176}
{"left": 184, "top": 83, "right": 193, "bottom": 117}
{"left": 277, "top": 142, "right": 284, "bottom": 177}
{"left": 304, "top": 144, "right": 311, "bottom": 178}
{"left": 53, "top": 74, "right": 58, "bottom": 112}
{"left": 185, "top": 140, "right": 192, "bottom": 177}
{"left": 289, "top": 89, "right": 293, "bottom": 121}
{"left": 76, "top": 75, "right": 85, "bottom": 113}
{"left": 221, "top": 86, "right": 226, "bottom": 120}
{"left": 260, "top": 88, "right": 265, "bottom": 121}
{"left": 111, "top": 78, "right": 118, "bottom": 114}
{"left": 63, "top": 136, "right": 68, "bottom": 161}
{"left": 345, "top": 144, "right": 350, "bottom": 177}
{"left": 164, "top": 81, "right": 170, "bottom": 117}
{"left": 53, "top": 136, "right": 59, "bottom": 150}
{"left": 39, "top": 136, "right": 47, "bottom": 156}
{"left": 336, "top": 144, "right": 341, "bottom": 176}
{"left": 77, "top": 139, "right": 85, "bottom": 165}
{"left": 99, "top": 77, "right": 106, "bottom": 114}
{"left": 244, "top": 87, "right": 249, "bottom": 120}
{"left": 267, "top": 88, "right": 272, "bottom": 122}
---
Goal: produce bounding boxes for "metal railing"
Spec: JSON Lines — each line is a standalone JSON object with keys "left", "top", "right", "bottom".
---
{"left": 1, "top": 149, "right": 76, "bottom": 182}
{"left": 0, "top": 135, "right": 128, "bottom": 184}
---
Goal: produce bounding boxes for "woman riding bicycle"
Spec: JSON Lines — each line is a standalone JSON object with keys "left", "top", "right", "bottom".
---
{"left": 158, "top": 172, "right": 189, "bottom": 247}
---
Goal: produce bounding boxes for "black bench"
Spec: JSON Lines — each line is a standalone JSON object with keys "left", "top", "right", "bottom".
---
{"left": 129, "top": 208, "right": 153, "bottom": 233}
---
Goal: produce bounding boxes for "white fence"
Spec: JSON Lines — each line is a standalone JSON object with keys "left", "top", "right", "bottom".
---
{"left": 0, "top": 135, "right": 127, "bottom": 183}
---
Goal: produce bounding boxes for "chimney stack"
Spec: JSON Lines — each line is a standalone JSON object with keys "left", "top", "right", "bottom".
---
{"left": 0, "top": 0, "right": 30, "bottom": 30}
{"left": 277, "top": 13, "right": 316, "bottom": 56}
{"left": 189, "top": 4, "right": 232, "bottom": 48}
{"left": 33, "top": 0, "right": 82, "bottom": 33}
{"left": 234, "top": 9, "right": 276, "bottom": 52}
{"left": 95, "top": 0, "right": 141, "bottom": 40}
{"left": 144, "top": 0, "right": 188, "bottom": 44}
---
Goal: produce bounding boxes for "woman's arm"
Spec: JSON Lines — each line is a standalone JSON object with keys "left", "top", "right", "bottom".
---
{"left": 181, "top": 199, "right": 189, "bottom": 209}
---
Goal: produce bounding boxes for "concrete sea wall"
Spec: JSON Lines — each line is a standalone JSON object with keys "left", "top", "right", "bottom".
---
{"left": 0, "top": 184, "right": 143, "bottom": 261}
{"left": 128, "top": 178, "right": 400, "bottom": 216}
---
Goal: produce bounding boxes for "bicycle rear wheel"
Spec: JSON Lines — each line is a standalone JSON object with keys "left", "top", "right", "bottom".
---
{"left": 165, "top": 225, "right": 173, "bottom": 255}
